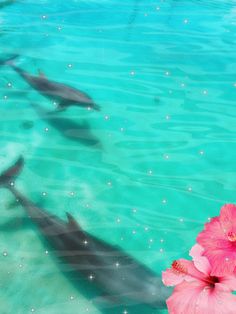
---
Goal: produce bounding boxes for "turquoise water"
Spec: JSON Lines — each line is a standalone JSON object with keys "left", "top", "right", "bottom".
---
{"left": 1, "top": 0, "right": 236, "bottom": 313}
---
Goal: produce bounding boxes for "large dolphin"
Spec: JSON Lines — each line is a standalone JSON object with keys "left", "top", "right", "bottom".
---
{"left": 0, "top": 157, "right": 170, "bottom": 309}
{"left": 0, "top": 55, "right": 100, "bottom": 111}
{"left": 30, "top": 102, "right": 101, "bottom": 147}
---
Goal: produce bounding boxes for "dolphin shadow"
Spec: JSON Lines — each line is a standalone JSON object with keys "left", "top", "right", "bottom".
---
{"left": 20, "top": 120, "right": 34, "bottom": 130}
{"left": 0, "top": 0, "right": 16, "bottom": 9}
{"left": 0, "top": 199, "right": 48, "bottom": 232}
{"left": 31, "top": 103, "right": 102, "bottom": 148}
{"left": 125, "top": 0, "right": 141, "bottom": 41}
{"left": 0, "top": 216, "right": 31, "bottom": 231}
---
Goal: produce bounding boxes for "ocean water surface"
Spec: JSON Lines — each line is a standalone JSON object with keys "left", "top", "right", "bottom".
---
{"left": 1, "top": 0, "right": 236, "bottom": 313}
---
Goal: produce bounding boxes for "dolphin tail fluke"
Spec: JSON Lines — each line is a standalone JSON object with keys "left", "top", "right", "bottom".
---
{"left": 93, "top": 103, "right": 101, "bottom": 111}
{"left": 0, "top": 54, "right": 19, "bottom": 67}
{"left": 0, "top": 156, "right": 24, "bottom": 187}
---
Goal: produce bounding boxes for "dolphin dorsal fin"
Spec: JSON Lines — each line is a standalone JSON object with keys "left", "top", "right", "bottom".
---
{"left": 66, "top": 212, "right": 81, "bottom": 230}
{"left": 38, "top": 69, "right": 46, "bottom": 78}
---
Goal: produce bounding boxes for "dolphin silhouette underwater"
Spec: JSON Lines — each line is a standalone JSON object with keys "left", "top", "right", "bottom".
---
{"left": 0, "top": 55, "right": 100, "bottom": 111}
{"left": 30, "top": 103, "right": 101, "bottom": 147}
{"left": 0, "top": 157, "right": 170, "bottom": 309}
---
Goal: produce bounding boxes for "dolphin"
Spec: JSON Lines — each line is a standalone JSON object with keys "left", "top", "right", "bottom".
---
{"left": 0, "top": 157, "right": 170, "bottom": 309}
{"left": 0, "top": 55, "right": 100, "bottom": 111}
{"left": 30, "top": 103, "right": 101, "bottom": 147}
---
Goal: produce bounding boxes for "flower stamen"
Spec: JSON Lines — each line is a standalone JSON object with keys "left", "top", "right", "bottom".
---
{"left": 171, "top": 261, "right": 220, "bottom": 288}
{"left": 227, "top": 231, "right": 236, "bottom": 242}
{"left": 171, "top": 260, "right": 188, "bottom": 275}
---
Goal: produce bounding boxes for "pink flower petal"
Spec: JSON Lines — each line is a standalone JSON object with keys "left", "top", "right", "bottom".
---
{"left": 220, "top": 275, "right": 236, "bottom": 291}
{"left": 197, "top": 216, "right": 236, "bottom": 276}
{"left": 197, "top": 217, "right": 230, "bottom": 250}
{"left": 197, "top": 284, "right": 236, "bottom": 314}
{"left": 162, "top": 268, "right": 185, "bottom": 286}
{"left": 166, "top": 280, "right": 205, "bottom": 314}
{"left": 203, "top": 249, "right": 236, "bottom": 276}
{"left": 219, "top": 204, "right": 236, "bottom": 234}
{"left": 162, "top": 258, "right": 208, "bottom": 287}
{"left": 162, "top": 259, "right": 196, "bottom": 286}
{"left": 167, "top": 280, "right": 236, "bottom": 314}
{"left": 190, "top": 244, "right": 211, "bottom": 275}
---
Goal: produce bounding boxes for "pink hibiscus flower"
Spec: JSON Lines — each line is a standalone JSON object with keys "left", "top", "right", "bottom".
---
{"left": 197, "top": 204, "right": 236, "bottom": 276}
{"left": 162, "top": 244, "right": 236, "bottom": 314}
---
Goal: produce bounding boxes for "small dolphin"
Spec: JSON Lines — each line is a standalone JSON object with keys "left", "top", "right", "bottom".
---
{"left": 0, "top": 55, "right": 100, "bottom": 111}
{"left": 0, "top": 157, "right": 170, "bottom": 309}
{"left": 31, "top": 103, "right": 101, "bottom": 147}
